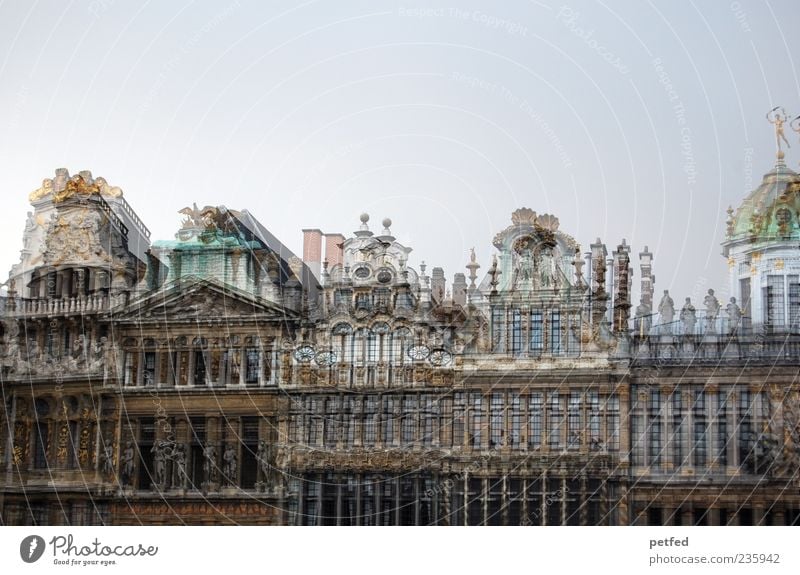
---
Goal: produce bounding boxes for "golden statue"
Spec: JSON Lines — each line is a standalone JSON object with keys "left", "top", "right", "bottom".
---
{"left": 767, "top": 107, "right": 791, "bottom": 155}
{"left": 28, "top": 178, "right": 53, "bottom": 202}
{"left": 53, "top": 175, "right": 101, "bottom": 203}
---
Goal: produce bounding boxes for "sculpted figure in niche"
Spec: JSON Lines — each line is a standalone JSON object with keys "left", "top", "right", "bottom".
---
{"left": 151, "top": 441, "right": 168, "bottom": 489}
{"left": 538, "top": 246, "right": 558, "bottom": 289}
{"left": 222, "top": 444, "right": 238, "bottom": 486}
{"left": 171, "top": 444, "right": 188, "bottom": 490}
{"left": 203, "top": 445, "right": 217, "bottom": 483}
{"left": 100, "top": 445, "right": 115, "bottom": 477}
{"left": 121, "top": 441, "right": 136, "bottom": 486}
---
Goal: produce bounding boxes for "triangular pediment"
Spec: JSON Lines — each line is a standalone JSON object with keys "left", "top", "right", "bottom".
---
{"left": 117, "top": 277, "right": 296, "bottom": 322}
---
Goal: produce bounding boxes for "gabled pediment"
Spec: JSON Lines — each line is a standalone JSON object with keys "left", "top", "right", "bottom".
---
{"left": 117, "top": 276, "right": 295, "bottom": 322}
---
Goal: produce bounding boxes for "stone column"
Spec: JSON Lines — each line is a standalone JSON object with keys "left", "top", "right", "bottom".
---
{"left": 663, "top": 386, "right": 674, "bottom": 472}
{"left": 258, "top": 348, "right": 266, "bottom": 387}
{"left": 187, "top": 350, "right": 195, "bottom": 387}
{"left": 618, "top": 386, "right": 630, "bottom": 465}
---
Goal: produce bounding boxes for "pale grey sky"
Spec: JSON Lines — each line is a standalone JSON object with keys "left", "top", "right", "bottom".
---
{"left": 1, "top": 0, "right": 798, "bottom": 303}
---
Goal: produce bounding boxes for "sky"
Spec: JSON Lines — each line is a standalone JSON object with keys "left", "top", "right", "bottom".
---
{"left": 1, "top": 0, "right": 799, "bottom": 304}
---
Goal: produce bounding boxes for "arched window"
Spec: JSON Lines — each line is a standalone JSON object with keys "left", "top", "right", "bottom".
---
{"left": 391, "top": 327, "right": 412, "bottom": 366}
{"left": 332, "top": 323, "right": 353, "bottom": 364}
{"left": 372, "top": 322, "right": 390, "bottom": 362}
{"left": 33, "top": 398, "right": 51, "bottom": 469}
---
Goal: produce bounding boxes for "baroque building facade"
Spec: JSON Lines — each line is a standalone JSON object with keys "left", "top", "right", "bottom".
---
{"left": 1, "top": 160, "right": 799, "bottom": 526}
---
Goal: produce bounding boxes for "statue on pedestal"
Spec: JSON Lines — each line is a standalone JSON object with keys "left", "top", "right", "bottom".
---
{"left": 680, "top": 297, "right": 696, "bottom": 334}
{"left": 658, "top": 290, "right": 675, "bottom": 328}
{"left": 726, "top": 297, "right": 742, "bottom": 333}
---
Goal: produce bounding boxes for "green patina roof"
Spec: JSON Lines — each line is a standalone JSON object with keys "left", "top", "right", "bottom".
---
{"left": 727, "top": 160, "right": 800, "bottom": 244}
{"left": 151, "top": 227, "right": 262, "bottom": 251}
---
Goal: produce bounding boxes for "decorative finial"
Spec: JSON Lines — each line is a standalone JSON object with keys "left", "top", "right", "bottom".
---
{"left": 572, "top": 246, "right": 585, "bottom": 288}
{"left": 466, "top": 247, "right": 481, "bottom": 290}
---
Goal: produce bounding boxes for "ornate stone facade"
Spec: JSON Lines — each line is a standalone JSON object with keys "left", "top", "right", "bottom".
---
{"left": 1, "top": 166, "right": 799, "bottom": 526}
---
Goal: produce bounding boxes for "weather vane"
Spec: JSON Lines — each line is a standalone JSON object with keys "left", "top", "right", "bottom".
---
{"left": 767, "top": 106, "right": 791, "bottom": 158}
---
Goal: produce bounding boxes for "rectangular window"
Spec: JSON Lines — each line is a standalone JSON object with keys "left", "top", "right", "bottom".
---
{"left": 607, "top": 395, "right": 620, "bottom": 451}
{"left": 738, "top": 277, "right": 751, "bottom": 330}
{"left": 550, "top": 311, "right": 561, "bottom": 354}
{"left": 33, "top": 422, "right": 50, "bottom": 469}
{"left": 245, "top": 348, "right": 260, "bottom": 384}
{"left": 588, "top": 391, "right": 601, "bottom": 448}
{"left": 529, "top": 393, "right": 543, "bottom": 449}
{"left": 364, "top": 397, "right": 377, "bottom": 447}
{"left": 530, "top": 311, "right": 543, "bottom": 352}
{"left": 737, "top": 390, "right": 752, "bottom": 470}
{"left": 788, "top": 276, "right": 800, "bottom": 330}
{"left": 307, "top": 398, "right": 321, "bottom": 446}
{"left": 193, "top": 351, "right": 207, "bottom": 385}
{"left": 382, "top": 396, "right": 395, "bottom": 446}
{"left": 421, "top": 396, "right": 435, "bottom": 447}
{"left": 693, "top": 389, "right": 707, "bottom": 467}
{"left": 548, "top": 392, "right": 563, "bottom": 450}
{"left": 470, "top": 394, "right": 483, "bottom": 449}
{"left": 649, "top": 390, "right": 662, "bottom": 467}
{"left": 490, "top": 393, "right": 504, "bottom": 448}
{"left": 143, "top": 352, "right": 156, "bottom": 386}
{"left": 401, "top": 396, "right": 417, "bottom": 445}
{"left": 368, "top": 333, "right": 378, "bottom": 362}
{"left": 511, "top": 310, "right": 522, "bottom": 354}
{"left": 324, "top": 397, "right": 339, "bottom": 448}
{"left": 764, "top": 275, "right": 785, "bottom": 327}
{"left": 568, "top": 313, "right": 581, "bottom": 355}
{"left": 341, "top": 397, "right": 354, "bottom": 448}
{"left": 240, "top": 417, "right": 259, "bottom": 489}
{"left": 567, "top": 392, "right": 581, "bottom": 448}
{"left": 631, "top": 395, "right": 644, "bottom": 467}
{"left": 355, "top": 292, "right": 371, "bottom": 311}
{"left": 510, "top": 393, "right": 521, "bottom": 449}
{"left": 334, "top": 290, "right": 349, "bottom": 308}
{"left": 453, "top": 393, "right": 465, "bottom": 447}
{"left": 672, "top": 391, "right": 684, "bottom": 467}
{"left": 492, "top": 307, "right": 505, "bottom": 352}
{"left": 716, "top": 391, "right": 728, "bottom": 466}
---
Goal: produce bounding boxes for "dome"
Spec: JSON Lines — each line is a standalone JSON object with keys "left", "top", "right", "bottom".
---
{"left": 726, "top": 159, "right": 800, "bottom": 243}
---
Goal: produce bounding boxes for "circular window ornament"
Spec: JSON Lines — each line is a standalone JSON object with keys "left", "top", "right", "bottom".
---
{"left": 354, "top": 266, "right": 371, "bottom": 280}
{"left": 428, "top": 349, "right": 453, "bottom": 366}
{"left": 376, "top": 268, "right": 393, "bottom": 284}
{"left": 315, "top": 350, "right": 338, "bottom": 367}
{"left": 407, "top": 344, "right": 431, "bottom": 360}
{"left": 293, "top": 345, "right": 316, "bottom": 363}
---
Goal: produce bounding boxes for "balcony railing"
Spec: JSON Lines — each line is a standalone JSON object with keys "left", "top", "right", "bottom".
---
{"left": 6, "top": 293, "right": 128, "bottom": 316}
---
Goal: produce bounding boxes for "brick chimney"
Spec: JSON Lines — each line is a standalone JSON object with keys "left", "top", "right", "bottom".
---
{"left": 324, "top": 233, "right": 345, "bottom": 268}
{"left": 302, "top": 229, "right": 323, "bottom": 280}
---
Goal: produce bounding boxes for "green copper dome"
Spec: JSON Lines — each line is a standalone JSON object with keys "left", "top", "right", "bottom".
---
{"left": 726, "top": 158, "right": 800, "bottom": 243}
